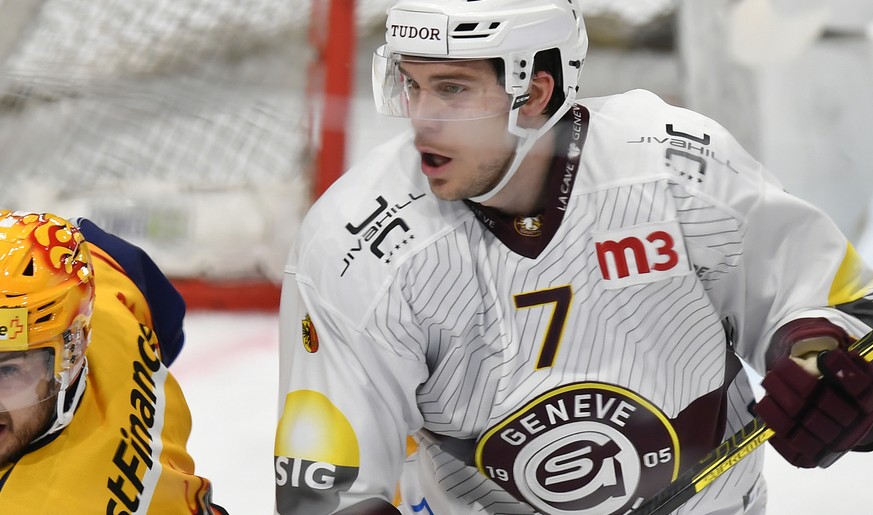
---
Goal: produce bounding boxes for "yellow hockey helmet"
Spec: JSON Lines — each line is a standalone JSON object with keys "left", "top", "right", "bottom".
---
{"left": 0, "top": 211, "right": 94, "bottom": 403}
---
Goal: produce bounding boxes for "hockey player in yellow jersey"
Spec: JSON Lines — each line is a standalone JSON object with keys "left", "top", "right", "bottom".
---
{"left": 275, "top": 0, "right": 873, "bottom": 513}
{"left": 0, "top": 210, "right": 228, "bottom": 514}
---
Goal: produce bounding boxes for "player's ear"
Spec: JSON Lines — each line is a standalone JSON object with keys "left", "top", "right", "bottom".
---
{"left": 520, "top": 71, "right": 554, "bottom": 118}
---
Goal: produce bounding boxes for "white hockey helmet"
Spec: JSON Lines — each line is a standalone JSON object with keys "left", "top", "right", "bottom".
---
{"left": 373, "top": 0, "right": 588, "bottom": 202}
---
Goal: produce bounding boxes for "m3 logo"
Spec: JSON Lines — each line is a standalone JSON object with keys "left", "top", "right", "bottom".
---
{"left": 594, "top": 220, "right": 691, "bottom": 289}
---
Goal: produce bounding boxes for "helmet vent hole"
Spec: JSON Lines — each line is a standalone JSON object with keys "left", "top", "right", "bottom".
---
{"left": 454, "top": 22, "right": 478, "bottom": 33}
{"left": 36, "top": 314, "right": 51, "bottom": 324}
{"left": 23, "top": 258, "right": 34, "bottom": 276}
{"left": 451, "top": 21, "right": 502, "bottom": 40}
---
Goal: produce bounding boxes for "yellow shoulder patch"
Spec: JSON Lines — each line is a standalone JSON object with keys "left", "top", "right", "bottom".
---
{"left": 829, "top": 242, "right": 873, "bottom": 306}
{"left": 275, "top": 390, "right": 360, "bottom": 467}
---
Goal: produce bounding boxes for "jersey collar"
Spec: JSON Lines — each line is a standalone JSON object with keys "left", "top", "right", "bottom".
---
{"left": 465, "top": 104, "right": 590, "bottom": 258}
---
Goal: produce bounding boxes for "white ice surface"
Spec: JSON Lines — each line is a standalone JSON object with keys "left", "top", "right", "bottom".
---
{"left": 174, "top": 312, "right": 871, "bottom": 515}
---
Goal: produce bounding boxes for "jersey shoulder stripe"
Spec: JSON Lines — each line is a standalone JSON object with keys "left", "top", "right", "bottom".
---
{"left": 77, "top": 218, "right": 186, "bottom": 365}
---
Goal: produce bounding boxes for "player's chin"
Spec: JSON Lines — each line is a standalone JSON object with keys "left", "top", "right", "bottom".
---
{"left": 427, "top": 178, "right": 463, "bottom": 201}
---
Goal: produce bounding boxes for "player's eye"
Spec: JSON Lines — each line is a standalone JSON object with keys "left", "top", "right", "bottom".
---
{"left": 438, "top": 83, "right": 466, "bottom": 96}
{"left": 402, "top": 75, "right": 419, "bottom": 90}
{"left": 0, "top": 363, "right": 25, "bottom": 381}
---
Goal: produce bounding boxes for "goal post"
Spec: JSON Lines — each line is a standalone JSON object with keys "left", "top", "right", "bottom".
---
{"left": 310, "top": 0, "right": 358, "bottom": 199}
{"left": 0, "top": 0, "right": 393, "bottom": 310}
{"left": 0, "top": 0, "right": 686, "bottom": 310}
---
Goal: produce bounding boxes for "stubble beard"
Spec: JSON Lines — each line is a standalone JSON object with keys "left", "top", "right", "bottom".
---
{"left": 431, "top": 151, "right": 515, "bottom": 202}
{"left": 0, "top": 397, "right": 56, "bottom": 468}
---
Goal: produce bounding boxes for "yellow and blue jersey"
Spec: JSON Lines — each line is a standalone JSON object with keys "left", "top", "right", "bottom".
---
{"left": 0, "top": 219, "right": 226, "bottom": 514}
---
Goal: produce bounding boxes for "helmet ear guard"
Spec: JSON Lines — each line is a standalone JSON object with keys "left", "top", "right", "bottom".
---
{"left": 0, "top": 211, "right": 94, "bottom": 432}
{"left": 374, "top": 0, "right": 588, "bottom": 202}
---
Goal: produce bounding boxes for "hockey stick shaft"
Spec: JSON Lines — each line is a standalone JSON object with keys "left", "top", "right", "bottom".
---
{"left": 632, "top": 329, "right": 873, "bottom": 515}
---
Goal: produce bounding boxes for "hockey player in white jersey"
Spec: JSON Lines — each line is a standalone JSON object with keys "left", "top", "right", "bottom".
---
{"left": 274, "top": 1, "right": 873, "bottom": 513}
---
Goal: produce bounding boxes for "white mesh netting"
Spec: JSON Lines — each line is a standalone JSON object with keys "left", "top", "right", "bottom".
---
{"left": 0, "top": 0, "right": 396, "bottom": 281}
{"left": 0, "top": 0, "right": 675, "bottom": 281}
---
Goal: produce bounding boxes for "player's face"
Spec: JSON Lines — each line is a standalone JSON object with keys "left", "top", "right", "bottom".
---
{"left": 0, "top": 350, "right": 57, "bottom": 467}
{"left": 0, "top": 396, "right": 55, "bottom": 467}
{"left": 400, "top": 58, "right": 517, "bottom": 201}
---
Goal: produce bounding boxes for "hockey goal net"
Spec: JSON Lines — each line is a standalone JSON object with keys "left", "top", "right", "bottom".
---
{"left": 0, "top": 0, "right": 676, "bottom": 309}
{"left": 0, "top": 0, "right": 396, "bottom": 309}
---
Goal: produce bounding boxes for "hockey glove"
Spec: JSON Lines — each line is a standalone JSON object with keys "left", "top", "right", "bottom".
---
{"left": 755, "top": 348, "right": 873, "bottom": 468}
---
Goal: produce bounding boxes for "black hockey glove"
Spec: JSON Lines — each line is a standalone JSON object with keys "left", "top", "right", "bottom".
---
{"left": 755, "top": 348, "right": 873, "bottom": 468}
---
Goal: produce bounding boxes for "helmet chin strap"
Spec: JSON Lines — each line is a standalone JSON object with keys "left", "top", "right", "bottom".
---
{"left": 466, "top": 94, "right": 574, "bottom": 205}
{"left": 36, "top": 358, "right": 89, "bottom": 440}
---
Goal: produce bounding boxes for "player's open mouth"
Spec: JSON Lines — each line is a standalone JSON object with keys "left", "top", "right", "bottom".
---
{"left": 422, "top": 152, "right": 450, "bottom": 166}
{"left": 420, "top": 152, "right": 452, "bottom": 176}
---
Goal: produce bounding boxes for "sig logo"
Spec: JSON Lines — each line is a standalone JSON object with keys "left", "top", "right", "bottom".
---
{"left": 275, "top": 390, "right": 360, "bottom": 514}
{"left": 594, "top": 220, "right": 691, "bottom": 289}
{"left": 0, "top": 307, "right": 28, "bottom": 350}
{"left": 476, "top": 383, "right": 680, "bottom": 515}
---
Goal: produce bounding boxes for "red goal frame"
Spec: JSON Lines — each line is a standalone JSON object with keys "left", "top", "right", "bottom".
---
{"left": 309, "top": 0, "right": 357, "bottom": 200}
{"left": 177, "top": 0, "right": 358, "bottom": 311}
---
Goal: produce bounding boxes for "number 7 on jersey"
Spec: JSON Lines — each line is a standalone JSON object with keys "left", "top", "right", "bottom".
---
{"left": 514, "top": 285, "right": 573, "bottom": 369}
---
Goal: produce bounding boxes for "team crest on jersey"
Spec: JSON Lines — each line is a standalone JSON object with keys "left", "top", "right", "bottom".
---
{"left": 302, "top": 314, "right": 319, "bottom": 353}
{"left": 593, "top": 219, "right": 691, "bottom": 289}
{"left": 514, "top": 216, "right": 543, "bottom": 238}
{"left": 476, "top": 383, "right": 679, "bottom": 515}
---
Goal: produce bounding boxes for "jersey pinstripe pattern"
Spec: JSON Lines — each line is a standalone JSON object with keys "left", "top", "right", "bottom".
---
{"left": 275, "top": 90, "right": 873, "bottom": 515}
{"left": 377, "top": 177, "right": 739, "bottom": 514}
{"left": 370, "top": 178, "right": 729, "bottom": 428}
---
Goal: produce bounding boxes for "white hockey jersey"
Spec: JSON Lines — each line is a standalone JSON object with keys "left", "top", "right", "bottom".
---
{"left": 274, "top": 89, "right": 873, "bottom": 515}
